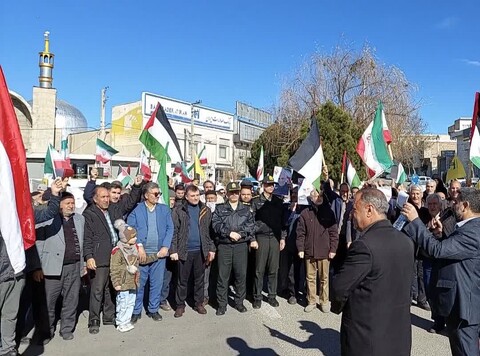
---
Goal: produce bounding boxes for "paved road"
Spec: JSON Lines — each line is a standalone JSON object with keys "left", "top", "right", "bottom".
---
{"left": 18, "top": 297, "right": 451, "bottom": 356}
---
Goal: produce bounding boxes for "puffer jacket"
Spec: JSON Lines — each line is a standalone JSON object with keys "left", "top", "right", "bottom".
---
{"left": 171, "top": 201, "right": 215, "bottom": 261}
{"left": 212, "top": 202, "right": 255, "bottom": 245}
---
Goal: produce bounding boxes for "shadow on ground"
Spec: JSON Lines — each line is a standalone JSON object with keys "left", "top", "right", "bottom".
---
{"left": 264, "top": 320, "right": 340, "bottom": 356}
{"left": 227, "top": 337, "right": 279, "bottom": 355}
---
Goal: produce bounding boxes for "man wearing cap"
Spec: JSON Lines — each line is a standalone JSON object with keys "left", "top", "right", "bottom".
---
{"left": 251, "top": 175, "right": 287, "bottom": 309}
{"left": 33, "top": 192, "right": 85, "bottom": 341}
{"left": 212, "top": 182, "right": 255, "bottom": 315}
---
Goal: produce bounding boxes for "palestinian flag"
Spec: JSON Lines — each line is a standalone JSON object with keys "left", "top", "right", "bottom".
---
{"left": 288, "top": 118, "right": 324, "bottom": 191}
{"left": 96, "top": 138, "right": 118, "bottom": 163}
{"left": 140, "top": 102, "right": 183, "bottom": 164}
{"left": 346, "top": 159, "right": 361, "bottom": 188}
{"left": 139, "top": 149, "right": 152, "bottom": 181}
{"left": 257, "top": 145, "right": 264, "bottom": 181}
{"left": 396, "top": 162, "right": 407, "bottom": 184}
{"left": 0, "top": 66, "right": 36, "bottom": 274}
{"left": 44, "top": 144, "right": 74, "bottom": 178}
{"left": 174, "top": 162, "right": 192, "bottom": 183}
{"left": 469, "top": 92, "right": 480, "bottom": 169}
{"left": 356, "top": 101, "right": 393, "bottom": 177}
{"left": 117, "top": 164, "right": 132, "bottom": 187}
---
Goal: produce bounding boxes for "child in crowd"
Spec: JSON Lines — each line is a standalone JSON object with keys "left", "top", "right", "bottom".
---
{"left": 110, "top": 219, "right": 160, "bottom": 332}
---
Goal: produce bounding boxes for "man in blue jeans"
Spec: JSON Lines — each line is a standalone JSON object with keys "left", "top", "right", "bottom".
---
{"left": 127, "top": 182, "right": 173, "bottom": 323}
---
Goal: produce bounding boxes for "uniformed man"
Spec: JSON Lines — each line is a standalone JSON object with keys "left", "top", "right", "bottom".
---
{"left": 251, "top": 175, "right": 286, "bottom": 309}
{"left": 212, "top": 182, "right": 255, "bottom": 315}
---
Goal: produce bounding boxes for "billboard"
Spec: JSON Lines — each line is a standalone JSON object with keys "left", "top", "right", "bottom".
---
{"left": 111, "top": 101, "right": 143, "bottom": 141}
{"left": 236, "top": 101, "right": 273, "bottom": 128}
{"left": 143, "top": 92, "right": 234, "bottom": 131}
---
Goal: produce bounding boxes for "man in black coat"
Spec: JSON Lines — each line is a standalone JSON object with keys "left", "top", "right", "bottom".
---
{"left": 402, "top": 187, "right": 480, "bottom": 356}
{"left": 170, "top": 185, "right": 215, "bottom": 317}
{"left": 213, "top": 182, "right": 255, "bottom": 315}
{"left": 83, "top": 186, "right": 118, "bottom": 335}
{"left": 331, "top": 188, "right": 414, "bottom": 356}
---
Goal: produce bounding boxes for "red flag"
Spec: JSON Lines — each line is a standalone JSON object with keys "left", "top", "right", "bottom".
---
{"left": 0, "top": 66, "right": 35, "bottom": 271}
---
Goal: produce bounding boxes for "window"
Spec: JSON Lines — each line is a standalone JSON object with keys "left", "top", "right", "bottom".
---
{"left": 219, "top": 145, "right": 227, "bottom": 159}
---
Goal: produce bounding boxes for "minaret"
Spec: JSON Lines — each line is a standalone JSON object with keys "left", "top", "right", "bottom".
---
{"left": 31, "top": 31, "right": 57, "bottom": 153}
{"left": 38, "top": 31, "right": 54, "bottom": 88}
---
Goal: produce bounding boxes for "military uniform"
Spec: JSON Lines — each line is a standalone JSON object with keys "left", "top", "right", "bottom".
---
{"left": 251, "top": 176, "right": 286, "bottom": 308}
{"left": 212, "top": 182, "right": 255, "bottom": 315}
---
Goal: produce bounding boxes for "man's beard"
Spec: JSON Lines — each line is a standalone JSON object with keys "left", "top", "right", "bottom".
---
{"left": 454, "top": 210, "right": 463, "bottom": 222}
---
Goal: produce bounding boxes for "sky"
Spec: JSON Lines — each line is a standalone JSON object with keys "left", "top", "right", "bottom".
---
{"left": 1, "top": 0, "right": 479, "bottom": 134}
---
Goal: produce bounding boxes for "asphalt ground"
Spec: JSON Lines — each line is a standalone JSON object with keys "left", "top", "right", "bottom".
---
{"left": 18, "top": 295, "right": 451, "bottom": 356}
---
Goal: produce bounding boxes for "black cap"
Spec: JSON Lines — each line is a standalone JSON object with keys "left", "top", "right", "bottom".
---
{"left": 226, "top": 182, "right": 241, "bottom": 192}
{"left": 60, "top": 192, "right": 75, "bottom": 201}
{"left": 240, "top": 179, "right": 253, "bottom": 188}
{"left": 262, "top": 175, "right": 275, "bottom": 184}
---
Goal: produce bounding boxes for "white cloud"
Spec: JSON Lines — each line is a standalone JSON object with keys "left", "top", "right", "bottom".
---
{"left": 462, "top": 59, "right": 480, "bottom": 67}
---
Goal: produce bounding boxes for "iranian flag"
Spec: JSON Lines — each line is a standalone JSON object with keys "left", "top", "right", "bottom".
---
{"left": 139, "top": 149, "right": 152, "bottom": 181}
{"left": 0, "top": 66, "right": 36, "bottom": 273}
{"left": 96, "top": 138, "right": 118, "bottom": 163}
{"left": 356, "top": 101, "right": 393, "bottom": 177}
{"left": 288, "top": 118, "right": 324, "bottom": 191}
{"left": 44, "top": 144, "right": 74, "bottom": 178}
{"left": 139, "top": 102, "right": 183, "bottom": 164}
{"left": 346, "top": 159, "right": 362, "bottom": 188}
{"left": 257, "top": 145, "right": 264, "bottom": 181}
{"left": 469, "top": 92, "right": 480, "bottom": 169}
{"left": 198, "top": 145, "right": 208, "bottom": 165}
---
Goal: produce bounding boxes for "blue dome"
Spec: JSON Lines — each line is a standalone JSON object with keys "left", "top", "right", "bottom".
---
{"left": 27, "top": 98, "right": 89, "bottom": 134}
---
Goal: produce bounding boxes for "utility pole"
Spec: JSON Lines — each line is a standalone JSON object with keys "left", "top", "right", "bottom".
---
{"left": 100, "top": 86, "right": 109, "bottom": 139}
{"left": 191, "top": 100, "right": 202, "bottom": 177}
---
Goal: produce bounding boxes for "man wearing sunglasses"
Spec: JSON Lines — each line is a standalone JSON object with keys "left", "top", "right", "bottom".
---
{"left": 212, "top": 182, "right": 255, "bottom": 316}
{"left": 127, "top": 182, "right": 174, "bottom": 324}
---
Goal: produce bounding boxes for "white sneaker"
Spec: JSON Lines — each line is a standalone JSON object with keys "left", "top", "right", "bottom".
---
{"left": 304, "top": 304, "right": 316, "bottom": 313}
{"left": 117, "top": 324, "right": 134, "bottom": 333}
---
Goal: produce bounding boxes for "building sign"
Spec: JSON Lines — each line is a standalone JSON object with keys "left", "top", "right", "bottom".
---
{"left": 142, "top": 92, "right": 233, "bottom": 131}
{"left": 236, "top": 101, "right": 273, "bottom": 128}
{"left": 238, "top": 122, "right": 264, "bottom": 143}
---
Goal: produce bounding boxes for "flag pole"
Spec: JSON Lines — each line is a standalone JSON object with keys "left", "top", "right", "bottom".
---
{"left": 341, "top": 150, "right": 346, "bottom": 184}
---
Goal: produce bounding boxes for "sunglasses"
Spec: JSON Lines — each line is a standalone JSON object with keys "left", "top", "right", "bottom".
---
{"left": 229, "top": 191, "right": 240, "bottom": 195}
{"left": 151, "top": 192, "right": 161, "bottom": 197}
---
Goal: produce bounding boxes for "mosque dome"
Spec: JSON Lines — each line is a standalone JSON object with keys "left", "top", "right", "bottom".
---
{"left": 27, "top": 98, "right": 89, "bottom": 134}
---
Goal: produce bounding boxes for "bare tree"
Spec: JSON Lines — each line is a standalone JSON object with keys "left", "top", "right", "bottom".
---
{"left": 272, "top": 42, "right": 426, "bottom": 167}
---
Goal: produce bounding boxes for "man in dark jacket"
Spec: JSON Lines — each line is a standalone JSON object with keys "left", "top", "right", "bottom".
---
{"left": 331, "top": 188, "right": 414, "bottom": 356}
{"left": 250, "top": 175, "right": 286, "bottom": 309}
{"left": 297, "top": 188, "right": 338, "bottom": 313}
{"left": 213, "top": 182, "right": 255, "bottom": 315}
{"left": 402, "top": 187, "right": 480, "bottom": 356}
{"left": 171, "top": 185, "right": 215, "bottom": 317}
{"left": 83, "top": 186, "right": 118, "bottom": 334}
{"left": 83, "top": 169, "right": 143, "bottom": 220}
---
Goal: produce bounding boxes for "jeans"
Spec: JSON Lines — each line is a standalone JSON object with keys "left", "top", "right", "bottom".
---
{"left": 134, "top": 258, "right": 165, "bottom": 314}
{"left": 116, "top": 290, "right": 136, "bottom": 327}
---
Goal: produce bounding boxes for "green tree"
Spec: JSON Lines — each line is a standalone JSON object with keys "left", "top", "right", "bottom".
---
{"left": 247, "top": 102, "right": 364, "bottom": 184}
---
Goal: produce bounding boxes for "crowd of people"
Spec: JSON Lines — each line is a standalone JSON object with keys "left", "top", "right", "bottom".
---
{"left": 0, "top": 169, "right": 479, "bottom": 356}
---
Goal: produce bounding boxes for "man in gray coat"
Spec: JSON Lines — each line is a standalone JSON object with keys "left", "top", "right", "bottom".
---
{"left": 402, "top": 187, "right": 480, "bottom": 356}
{"left": 35, "top": 192, "right": 85, "bottom": 341}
